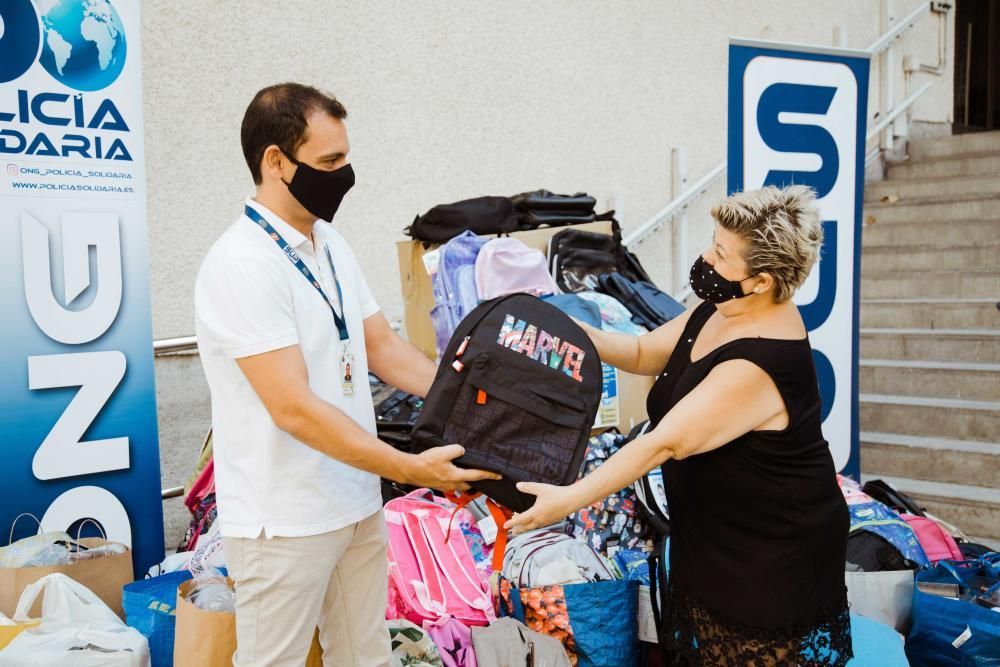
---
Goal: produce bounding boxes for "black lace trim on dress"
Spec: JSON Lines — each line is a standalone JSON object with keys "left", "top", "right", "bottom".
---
{"left": 663, "top": 579, "right": 853, "bottom": 667}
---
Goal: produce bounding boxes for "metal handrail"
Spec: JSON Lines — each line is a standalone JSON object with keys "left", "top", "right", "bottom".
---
{"left": 152, "top": 321, "right": 404, "bottom": 357}
{"left": 865, "top": 81, "right": 934, "bottom": 167}
{"left": 623, "top": 160, "right": 727, "bottom": 247}
{"left": 154, "top": 336, "right": 198, "bottom": 355}
{"left": 867, "top": 81, "right": 934, "bottom": 141}
{"left": 866, "top": 2, "right": 932, "bottom": 54}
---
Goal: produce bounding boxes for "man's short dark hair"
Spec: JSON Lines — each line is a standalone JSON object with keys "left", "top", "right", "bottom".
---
{"left": 241, "top": 83, "right": 347, "bottom": 185}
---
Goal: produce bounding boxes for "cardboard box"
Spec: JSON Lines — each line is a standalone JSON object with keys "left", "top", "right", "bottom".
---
{"left": 608, "top": 369, "right": 655, "bottom": 434}
{"left": 396, "top": 222, "right": 654, "bottom": 429}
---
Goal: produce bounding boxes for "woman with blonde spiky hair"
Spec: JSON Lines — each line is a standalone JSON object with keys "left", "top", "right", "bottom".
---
{"left": 508, "top": 185, "right": 852, "bottom": 666}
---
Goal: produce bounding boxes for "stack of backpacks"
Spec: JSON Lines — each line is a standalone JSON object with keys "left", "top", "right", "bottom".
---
{"left": 378, "top": 281, "right": 659, "bottom": 665}
{"left": 415, "top": 190, "right": 685, "bottom": 358}
{"left": 838, "top": 475, "right": 983, "bottom": 575}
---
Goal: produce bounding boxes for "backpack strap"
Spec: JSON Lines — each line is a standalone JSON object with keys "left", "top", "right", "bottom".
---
{"left": 647, "top": 535, "right": 669, "bottom": 647}
{"left": 446, "top": 491, "right": 513, "bottom": 573}
{"left": 401, "top": 511, "right": 448, "bottom": 615}
{"left": 414, "top": 508, "right": 494, "bottom": 617}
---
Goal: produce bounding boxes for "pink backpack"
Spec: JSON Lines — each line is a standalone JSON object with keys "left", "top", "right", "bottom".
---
{"left": 384, "top": 489, "right": 495, "bottom": 627}
{"left": 902, "top": 514, "right": 963, "bottom": 562}
{"left": 474, "top": 238, "right": 559, "bottom": 300}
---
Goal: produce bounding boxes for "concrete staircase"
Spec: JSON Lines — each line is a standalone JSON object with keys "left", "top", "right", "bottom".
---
{"left": 860, "top": 130, "right": 1000, "bottom": 547}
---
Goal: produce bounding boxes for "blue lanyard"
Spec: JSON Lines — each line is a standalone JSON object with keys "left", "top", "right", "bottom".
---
{"left": 244, "top": 205, "right": 349, "bottom": 342}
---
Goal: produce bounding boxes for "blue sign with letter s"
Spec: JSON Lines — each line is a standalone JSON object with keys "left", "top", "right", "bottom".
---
{"left": 728, "top": 40, "right": 871, "bottom": 478}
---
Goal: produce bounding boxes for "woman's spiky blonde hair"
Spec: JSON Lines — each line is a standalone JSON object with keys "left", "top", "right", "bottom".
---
{"left": 710, "top": 185, "right": 823, "bottom": 302}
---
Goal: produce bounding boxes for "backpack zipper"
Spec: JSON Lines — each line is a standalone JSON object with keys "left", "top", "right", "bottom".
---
{"left": 442, "top": 295, "right": 519, "bottom": 364}
{"left": 452, "top": 336, "right": 471, "bottom": 372}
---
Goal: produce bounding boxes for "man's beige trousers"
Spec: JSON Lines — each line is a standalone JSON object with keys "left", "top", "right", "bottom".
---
{"left": 223, "top": 511, "right": 391, "bottom": 666}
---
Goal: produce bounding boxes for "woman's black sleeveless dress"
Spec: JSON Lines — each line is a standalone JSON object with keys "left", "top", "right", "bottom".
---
{"left": 647, "top": 302, "right": 852, "bottom": 666}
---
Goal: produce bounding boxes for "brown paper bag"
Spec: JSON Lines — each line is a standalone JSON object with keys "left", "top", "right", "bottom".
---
{"left": 174, "top": 578, "right": 237, "bottom": 667}
{"left": 174, "top": 579, "right": 324, "bottom": 666}
{"left": 306, "top": 628, "right": 323, "bottom": 666}
{"left": 0, "top": 537, "right": 133, "bottom": 618}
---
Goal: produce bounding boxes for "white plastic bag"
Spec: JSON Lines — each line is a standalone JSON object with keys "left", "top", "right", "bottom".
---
{"left": 184, "top": 568, "right": 235, "bottom": 612}
{"left": 0, "top": 573, "right": 150, "bottom": 666}
{"left": 845, "top": 569, "right": 914, "bottom": 634}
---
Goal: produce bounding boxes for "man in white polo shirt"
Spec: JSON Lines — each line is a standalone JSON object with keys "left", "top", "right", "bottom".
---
{"left": 195, "top": 83, "right": 497, "bottom": 666}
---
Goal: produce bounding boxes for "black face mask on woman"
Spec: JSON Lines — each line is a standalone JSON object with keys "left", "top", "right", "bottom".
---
{"left": 689, "top": 255, "right": 757, "bottom": 303}
{"left": 282, "top": 156, "right": 355, "bottom": 222}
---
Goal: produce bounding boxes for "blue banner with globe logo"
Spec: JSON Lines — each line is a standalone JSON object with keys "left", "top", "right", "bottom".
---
{"left": 0, "top": 0, "right": 163, "bottom": 578}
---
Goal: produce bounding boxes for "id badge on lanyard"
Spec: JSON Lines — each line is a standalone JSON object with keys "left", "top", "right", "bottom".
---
{"left": 244, "top": 204, "right": 354, "bottom": 395}
{"left": 325, "top": 246, "right": 355, "bottom": 396}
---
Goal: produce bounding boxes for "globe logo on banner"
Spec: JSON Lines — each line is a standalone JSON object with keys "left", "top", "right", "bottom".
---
{"left": 0, "top": 0, "right": 42, "bottom": 84}
{"left": 38, "top": 0, "right": 127, "bottom": 91}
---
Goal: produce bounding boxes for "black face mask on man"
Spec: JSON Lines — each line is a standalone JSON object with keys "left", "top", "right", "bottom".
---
{"left": 282, "top": 154, "right": 355, "bottom": 222}
{"left": 689, "top": 255, "right": 758, "bottom": 303}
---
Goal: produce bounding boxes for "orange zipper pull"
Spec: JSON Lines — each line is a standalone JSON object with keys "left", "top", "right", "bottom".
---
{"left": 476, "top": 389, "right": 487, "bottom": 405}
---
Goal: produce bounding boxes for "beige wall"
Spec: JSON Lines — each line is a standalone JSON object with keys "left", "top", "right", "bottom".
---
{"left": 142, "top": 0, "right": 954, "bottom": 339}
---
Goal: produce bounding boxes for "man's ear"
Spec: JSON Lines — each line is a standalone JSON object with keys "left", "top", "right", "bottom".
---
{"left": 261, "top": 145, "right": 290, "bottom": 183}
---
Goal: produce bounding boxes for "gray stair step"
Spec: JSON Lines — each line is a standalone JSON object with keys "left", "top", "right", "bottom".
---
{"left": 860, "top": 393, "right": 1000, "bottom": 441}
{"left": 909, "top": 130, "right": 1000, "bottom": 160}
{"left": 862, "top": 219, "right": 1000, "bottom": 247}
{"left": 860, "top": 298, "right": 1000, "bottom": 329}
{"left": 860, "top": 359, "right": 1000, "bottom": 402}
{"left": 857, "top": 474, "right": 1000, "bottom": 539}
{"left": 861, "top": 244, "right": 1000, "bottom": 272}
{"left": 886, "top": 152, "right": 1000, "bottom": 180}
{"left": 863, "top": 195, "right": 1000, "bottom": 225}
{"left": 860, "top": 431, "right": 1000, "bottom": 487}
{"left": 861, "top": 269, "right": 1000, "bottom": 300}
{"left": 865, "top": 174, "right": 1000, "bottom": 202}
{"left": 860, "top": 328, "right": 1000, "bottom": 363}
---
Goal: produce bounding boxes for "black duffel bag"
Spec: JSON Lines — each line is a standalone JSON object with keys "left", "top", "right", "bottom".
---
{"left": 511, "top": 190, "right": 596, "bottom": 212}
{"left": 511, "top": 189, "right": 598, "bottom": 231}
{"left": 406, "top": 196, "right": 518, "bottom": 244}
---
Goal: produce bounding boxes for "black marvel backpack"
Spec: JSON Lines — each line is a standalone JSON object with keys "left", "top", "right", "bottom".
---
{"left": 411, "top": 293, "right": 602, "bottom": 513}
